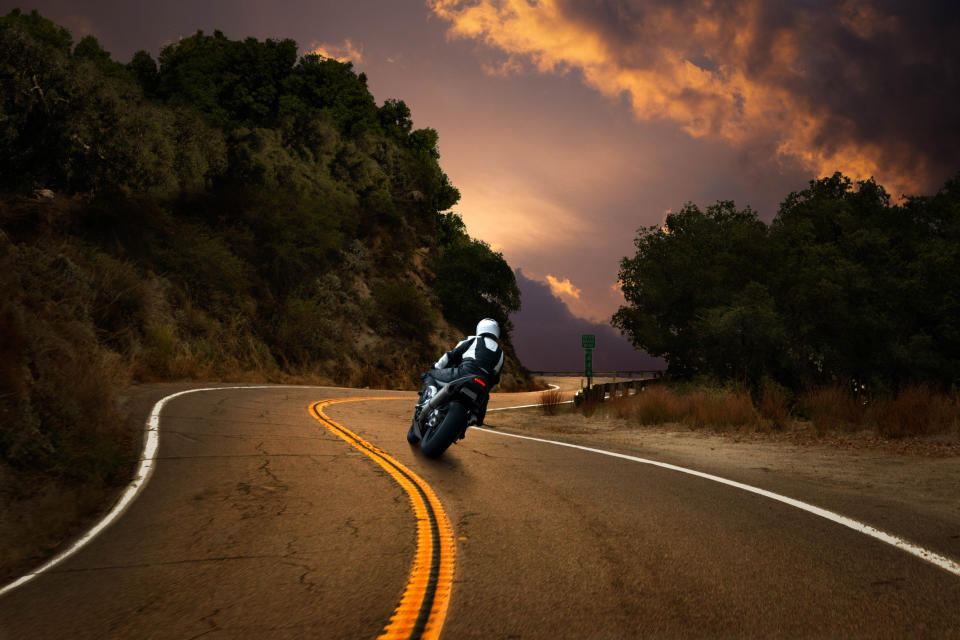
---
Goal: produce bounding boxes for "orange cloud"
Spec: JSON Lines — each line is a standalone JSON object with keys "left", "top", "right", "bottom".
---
{"left": 428, "top": 0, "right": 928, "bottom": 196}
{"left": 309, "top": 38, "right": 363, "bottom": 63}
{"left": 545, "top": 274, "right": 581, "bottom": 300}
{"left": 451, "top": 173, "right": 589, "bottom": 254}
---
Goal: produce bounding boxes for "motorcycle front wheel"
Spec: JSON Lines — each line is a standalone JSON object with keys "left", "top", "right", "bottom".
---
{"left": 406, "top": 423, "right": 420, "bottom": 444}
{"left": 420, "top": 401, "right": 467, "bottom": 458}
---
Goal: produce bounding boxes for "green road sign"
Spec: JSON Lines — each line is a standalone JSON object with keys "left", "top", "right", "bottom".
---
{"left": 581, "top": 334, "right": 596, "bottom": 349}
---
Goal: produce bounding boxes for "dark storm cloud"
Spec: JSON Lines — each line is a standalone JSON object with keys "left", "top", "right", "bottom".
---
{"left": 772, "top": 1, "right": 959, "bottom": 185}
{"left": 431, "top": 0, "right": 960, "bottom": 195}
{"left": 511, "top": 270, "right": 663, "bottom": 371}
{"left": 563, "top": 0, "right": 960, "bottom": 185}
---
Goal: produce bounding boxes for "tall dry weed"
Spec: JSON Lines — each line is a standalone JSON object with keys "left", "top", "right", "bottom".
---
{"left": 759, "top": 382, "right": 791, "bottom": 430}
{"left": 538, "top": 389, "right": 565, "bottom": 415}
{"left": 627, "top": 386, "right": 687, "bottom": 424}
{"left": 870, "top": 385, "right": 959, "bottom": 438}
{"left": 607, "top": 394, "right": 637, "bottom": 420}
{"left": 685, "top": 389, "right": 758, "bottom": 429}
{"left": 797, "top": 386, "right": 866, "bottom": 434}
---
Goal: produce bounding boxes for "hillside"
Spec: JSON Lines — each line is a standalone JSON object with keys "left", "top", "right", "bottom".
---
{"left": 0, "top": 9, "right": 539, "bottom": 574}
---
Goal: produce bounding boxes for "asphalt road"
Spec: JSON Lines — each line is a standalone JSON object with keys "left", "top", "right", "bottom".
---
{"left": 1, "top": 383, "right": 959, "bottom": 639}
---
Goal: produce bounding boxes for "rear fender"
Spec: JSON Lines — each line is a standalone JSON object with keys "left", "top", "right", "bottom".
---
{"left": 456, "top": 379, "right": 487, "bottom": 407}
{"left": 418, "top": 375, "right": 489, "bottom": 428}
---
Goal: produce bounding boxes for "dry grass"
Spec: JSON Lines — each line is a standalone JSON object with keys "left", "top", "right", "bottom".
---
{"left": 538, "top": 389, "right": 565, "bottom": 415}
{"left": 607, "top": 385, "right": 757, "bottom": 429}
{"left": 759, "top": 383, "right": 791, "bottom": 430}
{"left": 760, "top": 384, "right": 959, "bottom": 438}
{"left": 797, "top": 386, "right": 867, "bottom": 434}
{"left": 624, "top": 386, "right": 687, "bottom": 424}
{"left": 548, "top": 381, "right": 960, "bottom": 442}
{"left": 0, "top": 466, "right": 114, "bottom": 583}
{"left": 869, "top": 385, "right": 959, "bottom": 438}
{"left": 686, "top": 389, "right": 758, "bottom": 428}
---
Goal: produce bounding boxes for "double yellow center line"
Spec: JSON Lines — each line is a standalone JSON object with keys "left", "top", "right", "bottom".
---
{"left": 310, "top": 398, "right": 455, "bottom": 640}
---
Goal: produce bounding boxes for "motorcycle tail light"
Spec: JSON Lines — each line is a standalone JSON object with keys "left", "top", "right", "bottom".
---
{"left": 473, "top": 377, "right": 486, "bottom": 387}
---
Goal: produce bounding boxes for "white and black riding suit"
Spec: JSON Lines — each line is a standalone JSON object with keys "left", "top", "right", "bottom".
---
{"left": 420, "top": 333, "right": 504, "bottom": 425}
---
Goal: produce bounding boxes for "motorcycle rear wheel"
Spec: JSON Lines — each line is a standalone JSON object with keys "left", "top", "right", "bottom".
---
{"left": 420, "top": 402, "right": 467, "bottom": 458}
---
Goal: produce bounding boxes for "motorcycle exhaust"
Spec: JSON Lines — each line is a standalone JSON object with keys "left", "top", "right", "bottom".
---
{"left": 417, "top": 384, "right": 454, "bottom": 428}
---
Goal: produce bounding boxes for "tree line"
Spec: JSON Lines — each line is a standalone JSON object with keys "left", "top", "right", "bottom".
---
{"left": 0, "top": 9, "right": 525, "bottom": 480}
{"left": 614, "top": 172, "right": 960, "bottom": 394}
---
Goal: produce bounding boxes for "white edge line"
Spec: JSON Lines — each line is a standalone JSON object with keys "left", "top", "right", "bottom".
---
{"left": 0, "top": 385, "right": 300, "bottom": 598}
{"left": 469, "top": 424, "right": 960, "bottom": 578}
{"left": 489, "top": 400, "right": 574, "bottom": 411}
{"left": 0, "top": 385, "right": 549, "bottom": 597}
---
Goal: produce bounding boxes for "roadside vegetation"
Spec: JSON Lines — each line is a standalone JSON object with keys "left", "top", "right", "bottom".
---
{"left": 568, "top": 383, "right": 960, "bottom": 442}
{"left": 537, "top": 389, "right": 565, "bottom": 415}
{"left": 0, "top": 10, "right": 536, "bottom": 578}
{"left": 611, "top": 154, "right": 960, "bottom": 441}
{"left": 614, "top": 172, "right": 960, "bottom": 398}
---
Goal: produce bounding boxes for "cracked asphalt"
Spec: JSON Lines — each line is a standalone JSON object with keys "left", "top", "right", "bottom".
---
{"left": 1, "top": 382, "right": 959, "bottom": 639}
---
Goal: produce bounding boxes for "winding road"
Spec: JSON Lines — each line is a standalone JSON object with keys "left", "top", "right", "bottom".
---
{"left": 1, "top": 382, "right": 959, "bottom": 639}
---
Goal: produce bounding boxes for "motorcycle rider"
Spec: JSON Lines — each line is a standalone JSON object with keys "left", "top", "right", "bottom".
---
{"left": 413, "top": 318, "right": 505, "bottom": 429}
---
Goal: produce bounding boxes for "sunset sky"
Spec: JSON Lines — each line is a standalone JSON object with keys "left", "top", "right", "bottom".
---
{"left": 9, "top": 0, "right": 958, "bottom": 366}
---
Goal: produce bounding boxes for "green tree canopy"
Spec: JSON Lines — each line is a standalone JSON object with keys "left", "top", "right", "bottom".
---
{"left": 432, "top": 232, "right": 521, "bottom": 336}
{"left": 614, "top": 173, "right": 960, "bottom": 392}
{"left": 613, "top": 200, "right": 770, "bottom": 381}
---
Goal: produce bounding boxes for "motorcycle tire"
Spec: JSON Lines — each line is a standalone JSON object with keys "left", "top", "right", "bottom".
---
{"left": 406, "top": 422, "right": 420, "bottom": 444}
{"left": 420, "top": 401, "right": 467, "bottom": 458}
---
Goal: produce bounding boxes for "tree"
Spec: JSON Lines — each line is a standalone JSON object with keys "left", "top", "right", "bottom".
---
{"left": 128, "top": 50, "right": 158, "bottom": 96}
{"left": 378, "top": 98, "right": 412, "bottom": 136}
{"left": 282, "top": 54, "right": 379, "bottom": 135}
{"left": 155, "top": 30, "right": 299, "bottom": 130}
{"left": 0, "top": 9, "right": 71, "bottom": 53}
{"left": 432, "top": 238, "right": 521, "bottom": 335}
{"left": 615, "top": 172, "right": 960, "bottom": 392}
{"left": 613, "top": 200, "right": 770, "bottom": 380}
{"left": 73, "top": 35, "right": 112, "bottom": 66}
{"left": 769, "top": 174, "right": 906, "bottom": 389}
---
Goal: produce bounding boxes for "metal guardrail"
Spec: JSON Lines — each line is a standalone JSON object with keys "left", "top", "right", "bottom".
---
{"left": 568, "top": 378, "right": 664, "bottom": 407}
{"left": 530, "top": 371, "right": 663, "bottom": 379}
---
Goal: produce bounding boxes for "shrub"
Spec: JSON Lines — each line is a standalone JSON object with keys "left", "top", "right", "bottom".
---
{"left": 870, "top": 385, "right": 959, "bottom": 438}
{"left": 87, "top": 251, "right": 161, "bottom": 352}
{"left": 371, "top": 278, "right": 435, "bottom": 343}
{"left": 538, "top": 389, "right": 564, "bottom": 415}
{"left": 685, "top": 388, "right": 758, "bottom": 429}
{"left": 272, "top": 296, "right": 339, "bottom": 366}
{"left": 797, "top": 386, "right": 866, "bottom": 434}
{"left": 759, "top": 380, "right": 791, "bottom": 430}
{"left": 607, "top": 393, "right": 637, "bottom": 420}
{"left": 628, "top": 386, "right": 686, "bottom": 425}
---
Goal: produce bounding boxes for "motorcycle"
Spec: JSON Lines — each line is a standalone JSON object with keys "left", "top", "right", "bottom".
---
{"left": 407, "top": 373, "right": 491, "bottom": 458}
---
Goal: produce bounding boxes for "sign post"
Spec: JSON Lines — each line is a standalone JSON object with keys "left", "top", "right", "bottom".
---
{"left": 581, "top": 334, "right": 595, "bottom": 389}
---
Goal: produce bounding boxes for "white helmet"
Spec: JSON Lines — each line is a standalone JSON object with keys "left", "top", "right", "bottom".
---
{"left": 476, "top": 318, "right": 500, "bottom": 339}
